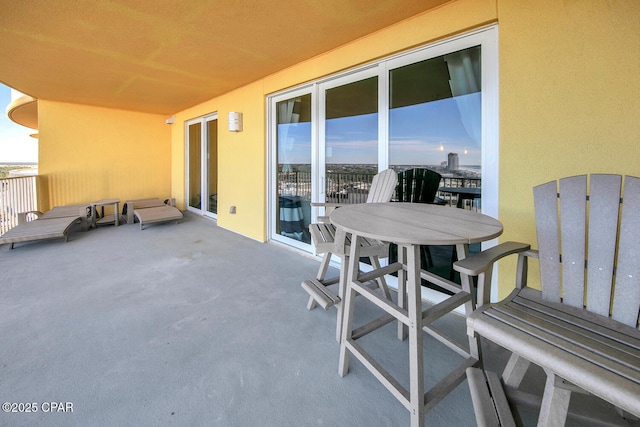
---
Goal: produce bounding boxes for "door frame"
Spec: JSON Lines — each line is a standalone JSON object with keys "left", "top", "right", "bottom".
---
{"left": 316, "top": 65, "right": 381, "bottom": 214}
{"left": 185, "top": 112, "right": 218, "bottom": 219}
{"left": 267, "top": 86, "right": 315, "bottom": 251}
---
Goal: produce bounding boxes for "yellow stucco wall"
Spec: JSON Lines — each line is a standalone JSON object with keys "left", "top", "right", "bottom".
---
{"left": 38, "top": 101, "right": 171, "bottom": 213}
{"left": 172, "top": 80, "right": 267, "bottom": 241}
{"left": 262, "top": 0, "right": 497, "bottom": 93}
{"left": 169, "top": 0, "right": 639, "bottom": 295}
{"left": 496, "top": 0, "right": 640, "bottom": 297}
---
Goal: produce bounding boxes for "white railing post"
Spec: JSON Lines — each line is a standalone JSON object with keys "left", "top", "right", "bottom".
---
{"left": 0, "top": 176, "right": 38, "bottom": 234}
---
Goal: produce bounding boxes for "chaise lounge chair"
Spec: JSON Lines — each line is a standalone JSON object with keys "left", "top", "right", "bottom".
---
{"left": 124, "top": 198, "right": 183, "bottom": 230}
{"left": 0, "top": 204, "right": 92, "bottom": 249}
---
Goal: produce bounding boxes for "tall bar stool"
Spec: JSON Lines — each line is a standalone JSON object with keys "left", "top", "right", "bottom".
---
{"left": 301, "top": 169, "right": 397, "bottom": 341}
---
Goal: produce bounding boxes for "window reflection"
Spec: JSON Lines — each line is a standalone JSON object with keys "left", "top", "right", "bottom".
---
{"left": 276, "top": 94, "right": 312, "bottom": 243}
{"left": 325, "top": 77, "right": 378, "bottom": 204}
{"left": 389, "top": 46, "right": 481, "bottom": 209}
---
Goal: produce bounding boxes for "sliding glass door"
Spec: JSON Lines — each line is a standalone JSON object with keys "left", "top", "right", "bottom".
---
{"left": 187, "top": 121, "right": 202, "bottom": 211}
{"left": 271, "top": 89, "right": 313, "bottom": 248}
{"left": 186, "top": 114, "right": 218, "bottom": 218}
{"left": 320, "top": 71, "right": 379, "bottom": 210}
{"left": 388, "top": 46, "right": 483, "bottom": 206}
{"left": 268, "top": 26, "right": 498, "bottom": 251}
{"left": 206, "top": 118, "right": 218, "bottom": 216}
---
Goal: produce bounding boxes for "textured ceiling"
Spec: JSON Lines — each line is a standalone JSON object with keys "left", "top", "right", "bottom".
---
{"left": 0, "top": 0, "right": 450, "bottom": 116}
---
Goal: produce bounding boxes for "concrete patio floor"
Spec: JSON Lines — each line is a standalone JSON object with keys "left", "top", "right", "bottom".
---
{"left": 0, "top": 212, "right": 633, "bottom": 426}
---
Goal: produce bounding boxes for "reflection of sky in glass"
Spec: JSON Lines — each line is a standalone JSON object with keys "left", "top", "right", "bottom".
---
{"left": 326, "top": 113, "right": 378, "bottom": 164}
{"left": 390, "top": 93, "right": 481, "bottom": 166}
{"left": 277, "top": 92, "right": 480, "bottom": 166}
{"left": 278, "top": 122, "right": 311, "bottom": 165}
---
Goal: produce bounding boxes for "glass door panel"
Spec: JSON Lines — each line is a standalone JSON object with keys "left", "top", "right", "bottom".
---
{"left": 389, "top": 46, "right": 482, "bottom": 209}
{"left": 187, "top": 114, "right": 217, "bottom": 216}
{"left": 206, "top": 118, "right": 218, "bottom": 216}
{"left": 275, "top": 93, "right": 312, "bottom": 244}
{"left": 267, "top": 28, "right": 498, "bottom": 257}
{"left": 324, "top": 76, "right": 378, "bottom": 206}
{"left": 188, "top": 122, "right": 202, "bottom": 210}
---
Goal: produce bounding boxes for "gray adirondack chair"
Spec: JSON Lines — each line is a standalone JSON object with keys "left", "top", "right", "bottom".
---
{"left": 454, "top": 174, "right": 640, "bottom": 426}
{"left": 301, "top": 168, "right": 398, "bottom": 341}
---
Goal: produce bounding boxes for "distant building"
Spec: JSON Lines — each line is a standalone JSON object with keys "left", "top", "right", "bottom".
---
{"left": 447, "top": 153, "right": 459, "bottom": 171}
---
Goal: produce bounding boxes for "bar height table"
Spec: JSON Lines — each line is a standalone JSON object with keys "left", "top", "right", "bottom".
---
{"left": 330, "top": 203, "right": 503, "bottom": 427}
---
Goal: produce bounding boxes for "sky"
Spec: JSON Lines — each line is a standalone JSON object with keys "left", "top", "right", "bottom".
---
{"left": 278, "top": 93, "right": 481, "bottom": 166}
{"left": 0, "top": 83, "right": 38, "bottom": 163}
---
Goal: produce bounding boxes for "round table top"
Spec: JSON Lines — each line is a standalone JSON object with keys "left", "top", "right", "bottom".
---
{"left": 330, "top": 202, "right": 502, "bottom": 246}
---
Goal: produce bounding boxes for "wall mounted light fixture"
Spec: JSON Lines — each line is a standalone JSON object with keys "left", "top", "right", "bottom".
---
{"left": 228, "top": 112, "right": 243, "bottom": 132}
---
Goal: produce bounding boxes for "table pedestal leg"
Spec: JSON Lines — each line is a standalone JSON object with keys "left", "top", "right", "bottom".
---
{"left": 397, "top": 244, "right": 407, "bottom": 341}
{"left": 405, "top": 243, "right": 425, "bottom": 427}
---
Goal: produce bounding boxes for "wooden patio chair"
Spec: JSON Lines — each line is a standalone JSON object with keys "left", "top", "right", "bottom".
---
{"left": 301, "top": 169, "right": 397, "bottom": 341}
{"left": 454, "top": 174, "right": 640, "bottom": 426}
{"left": 394, "top": 167, "right": 444, "bottom": 205}
{"left": 390, "top": 167, "right": 445, "bottom": 271}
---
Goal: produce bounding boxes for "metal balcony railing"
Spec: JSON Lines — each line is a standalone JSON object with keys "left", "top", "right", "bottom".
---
{"left": 325, "top": 172, "right": 376, "bottom": 204}
{"left": 277, "top": 171, "right": 378, "bottom": 204}
{"left": 276, "top": 169, "right": 483, "bottom": 243}
{"left": 0, "top": 175, "right": 37, "bottom": 235}
{"left": 277, "top": 171, "right": 481, "bottom": 203}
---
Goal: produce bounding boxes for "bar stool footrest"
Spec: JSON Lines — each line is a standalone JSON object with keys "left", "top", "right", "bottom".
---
{"left": 301, "top": 279, "right": 341, "bottom": 311}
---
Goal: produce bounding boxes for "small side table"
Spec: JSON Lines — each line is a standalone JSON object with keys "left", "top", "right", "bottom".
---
{"left": 91, "top": 198, "right": 121, "bottom": 227}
